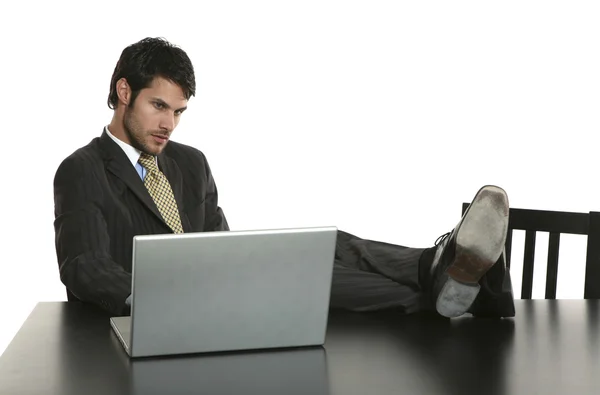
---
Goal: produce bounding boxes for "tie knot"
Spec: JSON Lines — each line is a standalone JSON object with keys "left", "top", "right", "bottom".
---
{"left": 138, "top": 153, "right": 158, "bottom": 172}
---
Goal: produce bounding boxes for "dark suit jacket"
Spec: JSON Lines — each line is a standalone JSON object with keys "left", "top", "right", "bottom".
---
{"left": 53, "top": 130, "right": 229, "bottom": 315}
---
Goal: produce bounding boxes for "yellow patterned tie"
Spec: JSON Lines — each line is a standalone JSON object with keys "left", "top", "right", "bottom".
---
{"left": 138, "top": 153, "right": 184, "bottom": 234}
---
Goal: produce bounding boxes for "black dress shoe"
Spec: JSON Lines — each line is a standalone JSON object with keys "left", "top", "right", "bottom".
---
{"left": 425, "top": 185, "right": 510, "bottom": 318}
{"left": 467, "top": 250, "right": 516, "bottom": 317}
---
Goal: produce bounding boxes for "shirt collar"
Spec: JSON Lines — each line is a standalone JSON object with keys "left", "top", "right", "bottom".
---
{"left": 104, "top": 125, "right": 155, "bottom": 168}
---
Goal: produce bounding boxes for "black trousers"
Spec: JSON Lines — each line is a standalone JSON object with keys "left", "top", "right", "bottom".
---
{"left": 330, "top": 230, "right": 430, "bottom": 315}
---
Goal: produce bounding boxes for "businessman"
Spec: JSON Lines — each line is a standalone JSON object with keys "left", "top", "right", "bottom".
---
{"left": 53, "top": 37, "right": 515, "bottom": 319}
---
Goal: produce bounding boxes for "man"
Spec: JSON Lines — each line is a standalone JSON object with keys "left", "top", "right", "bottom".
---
{"left": 53, "top": 37, "right": 515, "bottom": 319}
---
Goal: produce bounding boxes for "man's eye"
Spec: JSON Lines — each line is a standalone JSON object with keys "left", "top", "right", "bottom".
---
{"left": 154, "top": 102, "right": 164, "bottom": 109}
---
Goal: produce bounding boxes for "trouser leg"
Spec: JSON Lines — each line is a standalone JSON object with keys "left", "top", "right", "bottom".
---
{"left": 330, "top": 230, "right": 429, "bottom": 314}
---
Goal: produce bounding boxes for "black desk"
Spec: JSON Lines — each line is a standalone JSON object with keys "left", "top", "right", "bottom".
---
{"left": 1, "top": 300, "right": 599, "bottom": 394}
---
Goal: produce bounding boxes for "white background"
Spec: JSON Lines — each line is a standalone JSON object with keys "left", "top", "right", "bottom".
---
{"left": 1, "top": 1, "right": 599, "bottom": 356}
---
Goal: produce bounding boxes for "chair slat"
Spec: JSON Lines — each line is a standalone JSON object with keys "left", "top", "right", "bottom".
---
{"left": 521, "top": 230, "right": 536, "bottom": 299}
{"left": 585, "top": 212, "right": 600, "bottom": 299}
{"left": 545, "top": 232, "right": 560, "bottom": 299}
{"left": 505, "top": 229, "right": 513, "bottom": 269}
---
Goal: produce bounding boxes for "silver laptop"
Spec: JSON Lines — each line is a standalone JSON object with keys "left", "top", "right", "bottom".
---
{"left": 110, "top": 226, "right": 337, "bottom": 358}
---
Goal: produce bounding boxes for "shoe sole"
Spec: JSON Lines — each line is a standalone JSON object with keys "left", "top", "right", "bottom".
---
{"left": 436, "top": 186, "right": 509, "bottom": 318}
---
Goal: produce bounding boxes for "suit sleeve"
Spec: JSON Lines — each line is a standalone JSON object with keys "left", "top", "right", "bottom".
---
{"left": 53, "top": 155, "right": 131, "bottom": 315}
{"left": 202, "top": 154, "right": 230, "bottom": 232}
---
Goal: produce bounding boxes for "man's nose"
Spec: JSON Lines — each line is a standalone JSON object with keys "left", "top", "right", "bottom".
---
{"left": 159, "top": 112, "right": 175, "bottom": 132}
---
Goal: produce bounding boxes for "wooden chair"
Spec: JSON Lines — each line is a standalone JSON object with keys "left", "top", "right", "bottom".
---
{"left": 461, "top": 203, "right": 600, "bottom": 299}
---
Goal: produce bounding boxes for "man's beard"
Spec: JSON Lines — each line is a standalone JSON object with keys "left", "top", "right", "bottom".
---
{"left": 123, "top": 108, "right": 155, "bottom": 155}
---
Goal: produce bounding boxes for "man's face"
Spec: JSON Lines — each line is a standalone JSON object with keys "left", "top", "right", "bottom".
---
{"left": 123, "top": 77, "right": 188, "bottom": 156}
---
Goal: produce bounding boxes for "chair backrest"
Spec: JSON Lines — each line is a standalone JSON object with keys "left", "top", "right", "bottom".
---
{"left": 461, "top": 203, "right": 600, "bottom": 299}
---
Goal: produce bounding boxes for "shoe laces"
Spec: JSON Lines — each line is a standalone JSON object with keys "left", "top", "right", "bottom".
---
{"left": 435, "top": 232, "right": 451, "bottom": 246}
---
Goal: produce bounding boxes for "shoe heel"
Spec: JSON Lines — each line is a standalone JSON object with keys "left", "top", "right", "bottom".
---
{"left": 436, "top": 277, "right": 481, "bottom": 318}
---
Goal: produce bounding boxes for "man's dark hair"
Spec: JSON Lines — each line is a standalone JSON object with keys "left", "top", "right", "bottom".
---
{"left": 107, "top": 37, "right": 196, "bottom": 109}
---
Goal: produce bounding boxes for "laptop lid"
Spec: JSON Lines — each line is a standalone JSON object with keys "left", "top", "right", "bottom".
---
{"left": 128, "top": 226, "right": 337, "bottom": 357}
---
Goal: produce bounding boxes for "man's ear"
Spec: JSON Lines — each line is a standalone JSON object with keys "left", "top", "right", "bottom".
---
{"left": 116, "top": 78, "right": 132, "bottom": 107}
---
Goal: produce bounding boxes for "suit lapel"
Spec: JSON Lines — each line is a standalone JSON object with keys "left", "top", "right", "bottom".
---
{"left": 99, "top": 131, "right": 168, "bottom": 229}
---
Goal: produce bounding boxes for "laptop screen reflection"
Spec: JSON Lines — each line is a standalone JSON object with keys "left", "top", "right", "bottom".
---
{"left": 130, "top": 346, "right": 330, "bottom": 395}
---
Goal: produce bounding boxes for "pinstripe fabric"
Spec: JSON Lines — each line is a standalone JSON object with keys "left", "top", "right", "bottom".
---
{"left": 54, "top": 129, "right": 428, "bottom": 316}
{"left": 331, "top": 230, "right": 427, "bottom": 314}
{"left": 54, "top": 130, "right": 229, "bottom": 315}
